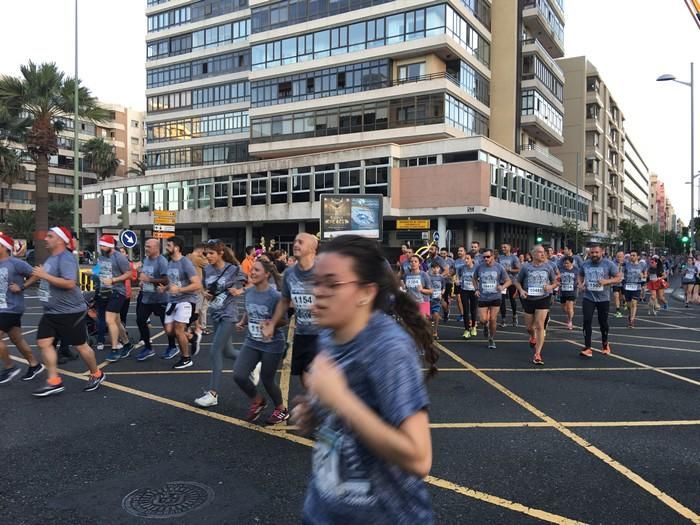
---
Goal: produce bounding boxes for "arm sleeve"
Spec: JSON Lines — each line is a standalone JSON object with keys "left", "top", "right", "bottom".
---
{"left": 117, "top": 253, "right": 131, "bottom": 275}
{"left": 280, "top": 270, "right": 291, "bottom": 299}
{"left": 16, "top": 259, "right": 34, "bottom": 277}
{"left": 59, "top": 254, "right": 78, "bottom": 282}
{"left": 183, "top": 257, "right": 197, "bottom": 280}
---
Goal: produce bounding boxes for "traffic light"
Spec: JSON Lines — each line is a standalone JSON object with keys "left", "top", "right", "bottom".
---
{"left": 681, "top": 226, "right": 690, "bottom": 244}
{"left": 536, "top": 228, "right": 543, "bottom": 243}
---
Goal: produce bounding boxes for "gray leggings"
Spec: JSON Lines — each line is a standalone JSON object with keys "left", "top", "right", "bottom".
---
{"left": 233, "top": 344, "right": 284, "bottom": 407}
{"left": 209, "top": 317, "right": 236, "bottom": 392}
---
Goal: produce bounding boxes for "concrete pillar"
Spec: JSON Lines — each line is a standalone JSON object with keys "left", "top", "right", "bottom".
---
{"left": 201, "top": 224, "right": 209, "bottom": 242}
{"left": 298, "top": 222, "right": 306, "bottom": 233}
{"left": 465, "top": 220, "right": 474, "bottom": 248}
{"left": 245, "top": 223, "right": 253, "bottom": 247}
{"left": 487, "top": 222, "right": 496, "bottom": 250}
{"left": 437, "top": 216, "right": 447, "bottom": 248}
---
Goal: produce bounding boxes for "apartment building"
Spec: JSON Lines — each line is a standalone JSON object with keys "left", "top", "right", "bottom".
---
{"left": 551, "top": 56, "right": 625, "bottom": 236}
{"left": 83, "top": 0, "right": 590, "bottom": 254}
{"left": 649, "top": 173, "right": 666, "bottom": 231}
{"left": 622, "top": 135, "right": 650, "bottom": 225}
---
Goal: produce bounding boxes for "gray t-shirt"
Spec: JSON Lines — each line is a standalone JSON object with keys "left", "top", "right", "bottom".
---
{"left": 403, "top": 271, "right": 431, "bottom": 303}
{"left": 166, "top": 256, "right": 198, "bottom": 304}
{"left": 579, "top": 259, "right": 619, "bottom": 302}
{"left": 516, "top": 262, "right": 557, "bottom": 298}
{"left": 623, "top": 261, "right": 646, "bottom": 290}
{"left": 457, "top": 263, "right": 476, "bottom": 291}
{"left": 140, "top": 255, "right": 169, "bottom": 304}
{"left": 204, "top": 263, "right": 246, "bottom": 322}
{"left": 474, "top": 262, "right": 508, "bottom": 302}
{"left": 39, "top": 250, "right": 86, "bottom": 314}
{"left": 498, "top": 254, "right": 520, "bottom": 275}
{"left": 429, "top": 273, "right": 444, "bottom": 305}
{"left": 559, "top": 268, "right": 578, "bottom": 294}
{"left": 97, "top": 251, "right": 131, "bottom": 297}
{"left": 281, "top": 263, "right": 317, "bottom": 335}
{"left": 0, "top": 257, "right": 33, "bottom": 314}
{"left": 303, "top": 312, "right": 432, "bottom": 524}
{"left": 243, "top": 287, "right": 285, "bottom": 353}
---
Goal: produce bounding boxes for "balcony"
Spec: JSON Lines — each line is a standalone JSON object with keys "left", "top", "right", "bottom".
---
{"left": 520, "top": 144, "right": 564, "bottom": 174}
{"left": 520, "top": 113, "right": 564, "bottom": 146}
{"left": 522, "top": 38, "right": 564, "bottom": 82}
{"left": 522, "top": 0, "right": 565, "bottom": 58}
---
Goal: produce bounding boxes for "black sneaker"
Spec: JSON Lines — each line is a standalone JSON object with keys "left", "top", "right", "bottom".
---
{"left": 512, "top": 316, "right": 518, "bottom": 327}
{"left": 191, "top": 332, "right": 202, "bottom": 357}
{"left": 119, "top": 343, "right": 134, "bottom": 359}
{"left": 173, "top": 357, "right": 193, "bottom": 370}
{"left": 33, "top": 381, "right": 65, "bottom": 397}
{"left": 0, "top": 366, "right": 21, "bottom": 384}
{"left": 22, "top": 363, "right": 45, "bottom": 381}
{"left": 83, "top": 372, "right": 106, "bottom": 392}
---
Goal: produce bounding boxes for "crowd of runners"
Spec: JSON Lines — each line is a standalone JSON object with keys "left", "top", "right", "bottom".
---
{"left": 1, "top": 225, "right": 699, "bottom": 523}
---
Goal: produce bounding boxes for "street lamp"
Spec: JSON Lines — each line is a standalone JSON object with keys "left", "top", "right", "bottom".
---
{"left": 656, "top": 63, "right": 696, "bottom": 254}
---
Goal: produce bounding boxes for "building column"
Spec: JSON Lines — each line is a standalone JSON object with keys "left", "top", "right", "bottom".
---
{"left": 298, "top": 222, "right": 306, "bottom": 233}
{"left": 437, "top": 216, "right": 447, "bottom": 248}
{"left": 245, "top": 223, "right": 253, "bottom": 247}
{"left": 201, "top": 224, "right": 208, "bottom": 242}
{"left": 465, "top": 219, "right": 474, "bottom": 248}
{"left": 487, "top": 222, "right": 496, "bottom": 249}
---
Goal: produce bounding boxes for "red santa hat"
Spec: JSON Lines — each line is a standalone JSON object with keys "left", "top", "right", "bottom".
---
{"left": 0, "top": 232, "right": 13, "bottom": 253}
{"left": 99, "top": 234, "right": 116, "bottom": 249}
{"left": 50, "top": 226, "right": 75, "bottom": 251}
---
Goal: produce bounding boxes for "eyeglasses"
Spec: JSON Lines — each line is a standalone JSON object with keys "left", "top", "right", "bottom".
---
{"left": 312, "top": 279, "right": 362, "bottom": 291}
{"left": 483, "top": 255, "right": 492, "bottom": 259}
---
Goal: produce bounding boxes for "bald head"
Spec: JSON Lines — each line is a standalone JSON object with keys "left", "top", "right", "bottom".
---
{"left": 294, "top": 233, "right": 318, "bottom": 258}
{"left": 145, "top": 238, "right": 160, "bottom": 257}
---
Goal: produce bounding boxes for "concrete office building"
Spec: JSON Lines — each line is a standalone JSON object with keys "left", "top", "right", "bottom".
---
{"left": 552, "top": 56, "right": 625, "bottom": 237}
{"left": 622, "top": 135, "right": 650, "bottom": 225}
{"left": 83, "top": 0, "right": 590, "bottom": 254}
{"left": 649, "top": 173, "right": 666, "bottom": 232}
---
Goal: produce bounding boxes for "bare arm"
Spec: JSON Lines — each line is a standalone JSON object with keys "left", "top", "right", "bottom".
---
{"left": 263, "top": 297, "right": 291, "bottom": 339}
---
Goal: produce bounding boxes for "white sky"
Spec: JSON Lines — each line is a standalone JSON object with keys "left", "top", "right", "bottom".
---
{"left": 0, "top": 0, "right": 698, "bottom": 224}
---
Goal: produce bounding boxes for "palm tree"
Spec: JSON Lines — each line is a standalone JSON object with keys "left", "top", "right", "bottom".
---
{"left": 0, "top": 145, "right": 26, "bottom": 215}
{"left": 127, "top": 158, "right": 148, "bottom": 177}
{"left": 82, "top": 137, "right": 120, "bottom": 180}
{"left": 3, "top": 210, "right": 36, "bottom": 242}
{"left": 0, "top": 61, "right": 107, "bottom": 263}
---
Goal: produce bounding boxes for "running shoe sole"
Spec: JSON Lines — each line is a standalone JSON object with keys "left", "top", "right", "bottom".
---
{"left": 22, "top": 364, "right": 46, "bottom": 381}
{"left": 0, "top": 368, "right": 21, "bottom": 384}
{"left": 83, "top": 373, "right": 106, "bottom": 392}
{"left": 173, "top": 360, "right": 193, "bottom": 370}
{"left": 136, "top": 350, "right": 156, "bottom": 362}
{"left": 33, "top": 385, "right": 65, "bottom": 397}
{"left": 162, "top": 348, "right": 180, "bottom": 360}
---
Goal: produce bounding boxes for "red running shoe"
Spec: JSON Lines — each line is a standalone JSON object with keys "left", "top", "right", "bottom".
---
{"left": 246, "top": 398, "right": 268, "bottom": 422}
{"left": 579, "top": 348, "right": 593, "bottom": 358}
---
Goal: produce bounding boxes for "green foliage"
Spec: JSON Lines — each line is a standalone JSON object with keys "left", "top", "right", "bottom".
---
{"left": 82, "top": 137, "right": 119, "bottom": 180}
{"left": 0, "top": 210, "right": 36, "bottom": 241}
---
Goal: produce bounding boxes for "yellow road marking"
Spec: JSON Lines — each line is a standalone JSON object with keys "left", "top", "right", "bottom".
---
{"left": 435, "top": 342, "right": 700, "bottom": 523}
{"left": 430, "top": 420, "right": 700, "bottom": 429}
{"left": 280, "top": 317, "right": 295, "bottom": 408}
{"left": 10, "top": 354, "right": 586, "bottom": 524}
{"left": 564, "top": 340, "right": 700, "bottom": 389}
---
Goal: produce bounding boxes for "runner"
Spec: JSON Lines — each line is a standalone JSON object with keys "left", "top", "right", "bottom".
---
{"left": 559, "top": 243, "right": 584, "bottom": 269}
{"left": 578, "top": 244, "right": 621, "bottom": 358}
{"left": 473, "top": 249, "right": 511, "bottom": 349}
{"left": 234, "top": 259, "right": 289, "bottom": 424}
{"left": 623, "top": 250, "right": 647, "bottom": 328}
{"left": 453, "top": 246, "right": 466, "bottom": 322}
{"left": 439, "top": 248, "right": 455, "bottom": 322}
{"left": 457, "top": 253, "right": 478, "bottom": 339}
{"left": 157, "top": 236, "right": 202, "bottom": 369}
{"left": 194, "top": 241, "right": 246, "bottom": 407}
{"left": 402, "top": 255, "right": 432, "bottom": 318}
{"left": 498, "top": 243, "right": 520, "bottom": 327}
{"left": 187, "top": 243, "right": 208, "bottom": 354}
{"left": 612, "top": 251, "right": 626, "bottom": 318}
{"left": 513, "top": 245, "right": 558, "bottom": 365}
{"left": 646, "top": 256, "right": 667, "bottom": 315}
{"left": 263, "top": 233, "right": 318, "bottom": 386}
{"left": 0, "top": 233, "right": 44, "bottom": 384}
{"left": 293, "top": 235, "right": 435, "bottom": 523}
{"left": 28, "top": 226, "right": 104, "bottom": 396}
{"left": 428, "top": 262, "right": 444, "bottom": 339}
{"left": 681, "top": 256, "right": 698, "bottom": 307}
{"left": 470, "top": 241, "right": 484, "bottom": 265}
{"left": 135, "top": 238, "right": 177, "bottom": 361}
{"left": 558, "top": 256, "right": 578, "bottom": 330}
{"left": 96, "top": 235, "right": 134, "bottom": 362}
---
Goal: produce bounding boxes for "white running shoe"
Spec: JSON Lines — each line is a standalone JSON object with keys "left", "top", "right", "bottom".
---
{"left": 194, "top": 390, "right": 218, "bottom": 407}
{"left": 250, "top": 362, "right": 262, "bottom": 386}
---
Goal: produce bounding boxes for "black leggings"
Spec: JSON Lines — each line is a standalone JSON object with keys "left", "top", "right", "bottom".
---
{"left": 460, "top": 290, "right": 478, "bottom": 329}
{"left": 233, "top": 345, "right": 284, "bottom": 407}
{"left": 582, "top": 299, "right": 610, "bottom": 348}
{"left": 500, "top": 285, "right": 518, "bottom": 319}
{"left": 136, "top": 299, "right": 176, "bottom": 350}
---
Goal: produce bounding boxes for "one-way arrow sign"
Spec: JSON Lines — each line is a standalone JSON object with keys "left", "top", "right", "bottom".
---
{"left": 119, "top": 229, "right": 138, "bottom": 249}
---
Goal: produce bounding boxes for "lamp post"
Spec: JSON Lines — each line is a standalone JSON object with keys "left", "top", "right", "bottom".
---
{"left": 73, "top": 0, "right": 80, "bottom": 261}
{"left": 657, "top": 62, "right": 695, "bottom": 254}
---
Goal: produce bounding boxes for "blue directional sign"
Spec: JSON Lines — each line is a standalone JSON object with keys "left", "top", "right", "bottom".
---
{"left": 119, "top": 229, "right": 138, "bottom": 249}
{"left": 433, "top": 231, "right": 440, "bottom": 242}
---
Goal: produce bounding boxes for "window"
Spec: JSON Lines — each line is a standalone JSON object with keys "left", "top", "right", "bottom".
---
{"left": 131, "top": 120, "right": 139, "bottom": 128}
{"left": 398, "top": 62, "right": 425, "bottom": 81}
{"left": 147, "top": 110, "right": 249, "bottom": 143}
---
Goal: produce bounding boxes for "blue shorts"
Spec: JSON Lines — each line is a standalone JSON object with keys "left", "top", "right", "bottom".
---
{"left": 624, "top": 289, "right": 641, "bottom": 302}
{"left": 430, "top": 302, "right": 442, "bottom": 314}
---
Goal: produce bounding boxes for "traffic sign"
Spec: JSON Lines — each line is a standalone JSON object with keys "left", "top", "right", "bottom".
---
{"left": 154, "top": 232, "right": 175, "bottom": 239}
{"left": 154, "top": 210, "right": 176, "bottom": 218}
{"left": 433, "top": 231, "right": 440, "bottom": 242}
{"left": 397, "top": 219, "right": 430, "bottom": 230}
{"left": 119, "top": 229, "right": 138, "bottom": 249}
{"left": 153, "top": 224, "right": 176, "bottom": 232}
{"left": 153, "top": 210, "right": 176, "bottom": 226}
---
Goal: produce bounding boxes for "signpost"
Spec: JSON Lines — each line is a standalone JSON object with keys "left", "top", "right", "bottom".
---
{"left": 396, "top": 219, "right": 430, "bottom": 230}
{"left": 153, "top": 210, "right": 176, "bottom": 240}
{"left": 119, "top": 229, "right": 138, "bottom": 249}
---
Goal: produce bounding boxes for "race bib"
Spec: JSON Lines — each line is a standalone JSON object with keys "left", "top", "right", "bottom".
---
{"left": 248, "top": 321, "right": 263, "bottom": 340}
{"left": 587, "top": 280, "right": 604, "bottom": 292}
{"left": 100, "top": 262, "right": 113, "bottom": 288}
{"left": 685, "top": 272, "right": 695, "bottom": 281}
{"left": 142, "top": 282, "right": 155, "bottom": 293}
{"left": 482, "top": 281, "right": 496, "bottom": 293}
{"left": 625, "top": 283, "right": 640, "bottom": 291}
{"left": 432, "top": 289, "right": 442, "bottom": 299}
{"left": 527, "top": 286, "right": 544, "bottom": 297}
{"left": 561, "top": 283, "right": 574, "bottom": 292}
{"left": 291, "top": 293, "right": 314, "bottom": 324}
{"left": 209, "top": 293, "right": 226, "bottom": 310}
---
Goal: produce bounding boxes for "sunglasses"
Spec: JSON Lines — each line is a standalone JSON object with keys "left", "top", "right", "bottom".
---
{"left": 206, "top": 239, "right": 222, "bottom": 245}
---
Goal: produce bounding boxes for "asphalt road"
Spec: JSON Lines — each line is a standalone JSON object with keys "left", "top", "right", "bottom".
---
{"left": 2, "top": 283, "right": 700, "bottom": 524}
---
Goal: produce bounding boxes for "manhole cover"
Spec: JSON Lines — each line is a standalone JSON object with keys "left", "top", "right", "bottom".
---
{"left": 122, "top": 481, "right": 214, "bottom": 519}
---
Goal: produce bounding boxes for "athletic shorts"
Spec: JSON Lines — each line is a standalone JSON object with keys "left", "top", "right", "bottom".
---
{"left": 430, "top": 302, "right": 442, "bottom": 314}
{"left": 164, "top": 302, "right": 193, "bottom": 325}
{"left": 478, "top": 300, "right": 502, "bottom": 308}
{"left": 38, "top": 312, "right": 88, "bottom": 346}
{"left": 624, "top": 290, "right": 641, "bottom": 302}
{"left": 291, "top": 333, "right": 318, "bottom": 376}
{"left": 106, "top": 292, "right": 126, "bottom": 314}
{"left": 442, "top": 282, "right": 453, "bottom": 300}
{"left": 0, "top": 313, "right": 22, "bottom": 333}
{"left": 559, "top": 293, "right": 576, "bottom": 304}
{"left": 454, "top": 285, "right": 462, "bottom": 296}
{"left": 612, "top": 286, "right": 623, "bottom": 294}
{"left": 520, "top": 296, "right": 552, "bottom": 314}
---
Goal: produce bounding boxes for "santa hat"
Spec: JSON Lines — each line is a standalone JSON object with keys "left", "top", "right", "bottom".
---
{"left": 0, "top": 233, "right": 13, "bottom": 253}
{"left": 99, "top": 234, "right": 116, "bottom": 249}
{"left": 50, "top": 226, "right": 75, "bottom": 251}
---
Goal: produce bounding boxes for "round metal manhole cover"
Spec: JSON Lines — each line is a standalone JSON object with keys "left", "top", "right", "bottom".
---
{"left": 122, "top": 481, "right": 215, "bottom": 519}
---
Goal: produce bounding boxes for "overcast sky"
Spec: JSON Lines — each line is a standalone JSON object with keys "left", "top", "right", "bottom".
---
{"left": 0, "top": 0, "right": 698, "bottom": 225}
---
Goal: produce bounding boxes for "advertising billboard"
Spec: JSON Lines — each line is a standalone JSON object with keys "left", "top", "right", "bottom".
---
{"left": 320, "top": 194, "right": 383, "bottom": 240}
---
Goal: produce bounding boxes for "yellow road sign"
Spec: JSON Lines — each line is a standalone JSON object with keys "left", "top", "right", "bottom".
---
{"left": 397, "top": 219, "right": 430, "bottom": 230}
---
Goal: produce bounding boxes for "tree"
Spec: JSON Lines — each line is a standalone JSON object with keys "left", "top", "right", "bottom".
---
{"left": 82, "top": 137, "right": 120, "bottom": 180}
{"left": 0, "top": 146, "right": 26, "bottom": 213}
{"left": 48, "top": 198, "right": 74, "bottom": 227}
{"left": 1, "top": 210, "right": 36, "bottom": 242}
{"left": 618, "top": 219, "right": 644, "bottom": 252}
{"left": 127, "top": 158, "right": 148, "bottom": 177}
{"left": 0, "top": 61, "right": 107, "bottom": 262}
